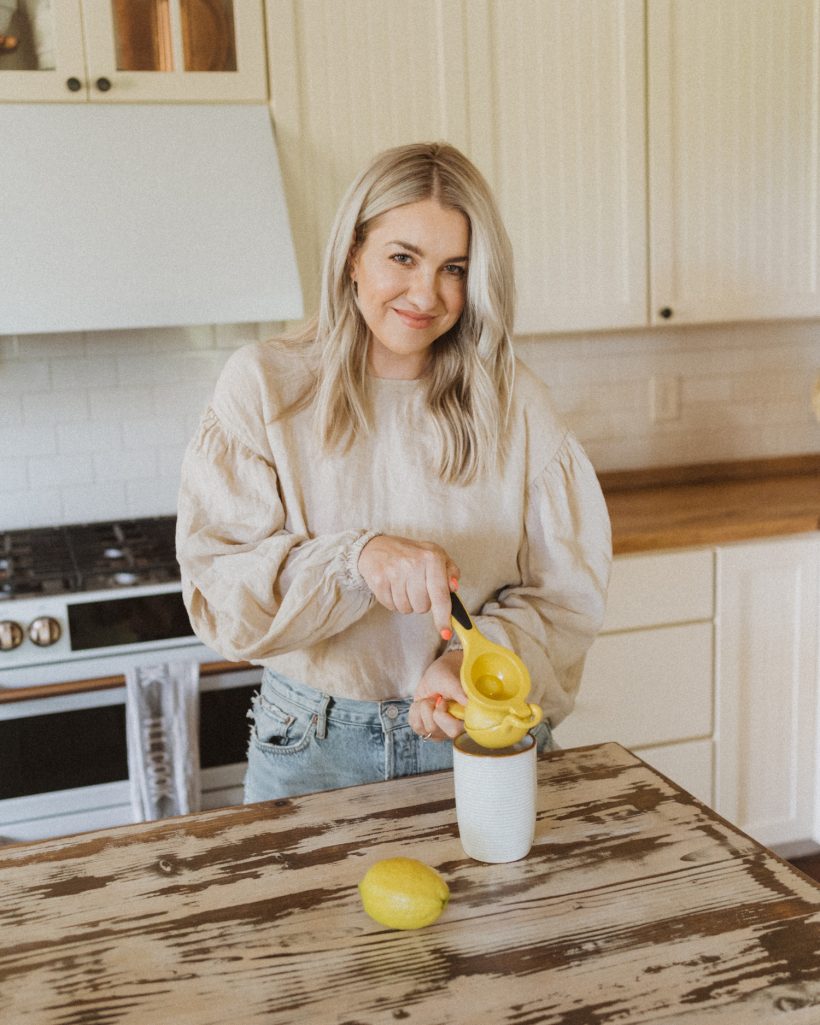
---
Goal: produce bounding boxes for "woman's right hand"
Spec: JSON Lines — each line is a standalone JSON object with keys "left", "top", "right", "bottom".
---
{"left": 358, "top": 535, "right": 459, "bottom": 637}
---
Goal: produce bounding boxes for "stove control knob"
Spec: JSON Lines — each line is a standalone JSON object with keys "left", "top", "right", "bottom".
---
{"left": 0, "top": 621, "right": 24, "bottom": 651}
{"left": 28, "top": 616, "right": 62, "bottom": 647}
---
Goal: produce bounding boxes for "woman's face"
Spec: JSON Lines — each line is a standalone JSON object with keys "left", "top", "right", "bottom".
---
{"left": 349, "top": 198, "right": 469, "bottom": 379}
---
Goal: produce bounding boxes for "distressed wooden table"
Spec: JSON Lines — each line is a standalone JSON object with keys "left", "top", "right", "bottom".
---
{"left": 2, "top": 742, "right": 819, "bottom": 1025}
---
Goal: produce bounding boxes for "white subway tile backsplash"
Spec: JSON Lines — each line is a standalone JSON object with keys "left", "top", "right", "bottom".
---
{"left": 0, "top": 320, "right": 817, "bottom": 530}
{"left": 28, "top": 453, "right": 95, "bottom": 488}
{"left": 61, "top": 482, "right": 127, "bottom": 524}
{"left": 57, "top": 421, "right": 123, "bottom": 454}
{"left": 125, "top": 476, "right": 180, "bottom": 519}
{"left": 89, "top": 386, "right": 156, "bottom": 421}
{"left": 93, "top": 447, "right": 158, "bottom": 482}
{"left": 0, "top": 358, "right": 50, "bottom": 392}
{"left": 22, "top": 390, "right": 89, "bottom": 425}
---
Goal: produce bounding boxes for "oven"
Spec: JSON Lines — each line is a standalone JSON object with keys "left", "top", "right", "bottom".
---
{"left": 0, "top": 517, "right": 262, "bottom": 843}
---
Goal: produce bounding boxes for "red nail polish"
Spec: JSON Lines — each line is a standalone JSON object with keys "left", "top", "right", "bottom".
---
{"left": 450, "top": 577, "right": 459, "bottom": 591}
{"left": 435, "top": 695, "right": 443, "bottom": 707}
{"left": 440, "top": 627, "right": 452, "bottom": 641}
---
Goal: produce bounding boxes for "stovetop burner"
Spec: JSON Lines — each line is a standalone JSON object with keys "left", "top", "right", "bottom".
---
{"left": 0, "top": 516, "right": 180, "bottom": 599}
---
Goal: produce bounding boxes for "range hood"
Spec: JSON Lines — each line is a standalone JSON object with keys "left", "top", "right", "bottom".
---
{"left": 1, "top": 104, "right": 303, "bottom": 334}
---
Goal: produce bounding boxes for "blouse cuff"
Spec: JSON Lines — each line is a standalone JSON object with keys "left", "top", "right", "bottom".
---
{"left": 342, "top": 530, "right": 382, "bottom": 591}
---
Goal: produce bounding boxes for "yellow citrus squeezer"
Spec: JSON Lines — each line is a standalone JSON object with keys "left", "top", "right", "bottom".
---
{"left": 446, "top": 592, "right": 543, "bottom": 749}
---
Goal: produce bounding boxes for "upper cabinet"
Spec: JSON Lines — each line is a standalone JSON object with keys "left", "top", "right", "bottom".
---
{"left": 269, "top": 0, "right": 820, "bottom": 334}
{"left": 464, "top": 0, "right": 647, "bottom": 334}
{"left": 648, "top": 0, "right": 820, "bottom": 327}
{"left": 267, "top": 0, "right": 646, "bottom": 333}
{"left": 0, "top": 0, "right": 267, "bottom": 102}
{"left": 267, "top": 0, "right": 471, "bottom": 317}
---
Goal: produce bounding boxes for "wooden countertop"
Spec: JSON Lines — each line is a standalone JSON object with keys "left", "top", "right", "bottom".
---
{"left": 2, "top": 742, "right": 819, "bottom": 1024}
{"left": 600, "top": 454, "right": 820, "bottom": 555}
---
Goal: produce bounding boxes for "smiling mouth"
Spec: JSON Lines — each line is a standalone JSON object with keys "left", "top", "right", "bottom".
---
{"left": 393, "top": 308, "right": 436, "bottom": 328}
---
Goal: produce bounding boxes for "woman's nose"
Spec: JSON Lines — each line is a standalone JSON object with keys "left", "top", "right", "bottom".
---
{"left": 405, "top": 269, "right": 439, "bottom": 311}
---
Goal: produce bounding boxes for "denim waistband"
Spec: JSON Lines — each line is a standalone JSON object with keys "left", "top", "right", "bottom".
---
{"left": 261, "top": 668, "right": 412, "bottom": 734}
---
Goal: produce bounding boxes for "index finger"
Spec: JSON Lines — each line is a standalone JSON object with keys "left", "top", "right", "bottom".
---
{"left": 426, "top": 559, "right": 455, "bottom": 637}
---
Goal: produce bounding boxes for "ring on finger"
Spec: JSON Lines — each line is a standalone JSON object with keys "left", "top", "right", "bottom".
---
{"left": 421, "top": 731, "right": 433, "bottom": 741}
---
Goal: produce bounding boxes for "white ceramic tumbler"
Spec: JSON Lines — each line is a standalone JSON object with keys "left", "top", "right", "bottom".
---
{"left": 452, "top": 732, "right": 537, "bottom": 863}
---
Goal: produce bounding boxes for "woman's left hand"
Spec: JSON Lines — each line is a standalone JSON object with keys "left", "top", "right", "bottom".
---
{"left": 409, "top": 649, "right": 466, "bottom": 741}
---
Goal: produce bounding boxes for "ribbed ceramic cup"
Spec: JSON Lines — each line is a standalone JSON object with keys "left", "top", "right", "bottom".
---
{"left": 452, "top": 732, "right": 537, "bottom": 863}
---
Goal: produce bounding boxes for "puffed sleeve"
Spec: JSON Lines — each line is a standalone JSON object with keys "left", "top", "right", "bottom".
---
{"left": 176, "top": 401, "right": 377, "bottom": 665}
{"left": 471, "top": 432, "right": 612, "bottom": 727}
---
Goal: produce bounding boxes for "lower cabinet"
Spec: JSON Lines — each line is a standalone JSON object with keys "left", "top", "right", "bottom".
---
{"left": 715, "top": 535, "right": 820, "bottom": 854}
{"left": 555, "top": 547, "right": 716, "bottom": 806}
{"left": 556, "top": 532, "right": 820, "bottom": 853}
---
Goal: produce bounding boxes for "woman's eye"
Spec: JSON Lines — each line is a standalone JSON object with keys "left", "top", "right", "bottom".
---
{"left": 390, "top": 253, "right": 413, "bottom": 266}
{"left": 445, "top": 264, "right": 466, "bottom": 278}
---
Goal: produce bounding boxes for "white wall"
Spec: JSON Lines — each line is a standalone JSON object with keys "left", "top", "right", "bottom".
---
{"left": 1, "top": 318, "right": 818, "bottom": 530}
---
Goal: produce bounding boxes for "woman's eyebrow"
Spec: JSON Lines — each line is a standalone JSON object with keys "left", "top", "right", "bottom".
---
{"left": 386, "top": 239, "right": 468, "bottom": 262}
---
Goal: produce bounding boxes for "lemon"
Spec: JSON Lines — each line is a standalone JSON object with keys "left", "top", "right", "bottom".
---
{"left": 358, "top": 857, "right": 450, "bottom": 930}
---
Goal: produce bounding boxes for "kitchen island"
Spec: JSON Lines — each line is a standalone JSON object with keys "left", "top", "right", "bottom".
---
{"left": 2, "top": 742, "right": 819, "bottom": 1024}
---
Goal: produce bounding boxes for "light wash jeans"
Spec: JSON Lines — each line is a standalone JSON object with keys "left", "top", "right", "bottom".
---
{"left": 243, "top": 668, "right": 555, "bottom": 803}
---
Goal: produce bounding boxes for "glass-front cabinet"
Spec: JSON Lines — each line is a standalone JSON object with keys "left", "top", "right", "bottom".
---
{"left": 0, "top": 0, "right": 266, "bottom": 101}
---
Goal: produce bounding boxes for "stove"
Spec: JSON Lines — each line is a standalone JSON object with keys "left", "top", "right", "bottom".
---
{"left": 0, "top": 516, "right": 180, "bottom": 600}
{"left": 0, "top": 516, "right": 262, "bottom": 842}
{"left": 0, "top": 516, "right": 207, "bottom": 687}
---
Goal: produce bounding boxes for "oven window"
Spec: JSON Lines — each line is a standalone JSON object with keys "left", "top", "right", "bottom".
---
{"left": 0, "top": 705, "right": 128, "bottom": 800}
{"left": 68, "top": 592, "right": 193, "bottom": 651}
{"left": 0, "top": 684, "right": 258, "bottom": 800}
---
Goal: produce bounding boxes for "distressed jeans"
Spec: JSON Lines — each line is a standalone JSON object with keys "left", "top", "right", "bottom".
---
{"left": 243, "top": 668, "right": 555, "bottom": 803}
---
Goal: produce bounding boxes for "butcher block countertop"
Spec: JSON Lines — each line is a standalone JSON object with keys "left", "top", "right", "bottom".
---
{"left": 600, "top": 454, "right": 820, "bottom": 555}
{"left": 3, "top": 742, "right": 820, "bottom": 1025}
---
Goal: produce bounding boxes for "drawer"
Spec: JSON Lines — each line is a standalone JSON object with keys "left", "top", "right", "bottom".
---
{"left": 554, "top": 621, "right": 713, "bottom": 749}
{"left": 602, "top": 548, "right": 714, "bottom": 632}
{"left": 634, "top": 739, "right": 714, "bottom": 807}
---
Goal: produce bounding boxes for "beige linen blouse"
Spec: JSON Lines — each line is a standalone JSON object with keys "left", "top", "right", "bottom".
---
{"left": 176, "top": 341, "right": 612, "bottom": 727}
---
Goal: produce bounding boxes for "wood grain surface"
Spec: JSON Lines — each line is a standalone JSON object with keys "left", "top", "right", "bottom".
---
{"left": 2, "top": 743, "right": 819, "bottom": 1025}
{"left": 601, "top": 458, "right": 819, "bottom": 554}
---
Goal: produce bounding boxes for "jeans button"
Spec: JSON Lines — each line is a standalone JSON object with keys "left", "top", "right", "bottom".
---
{"left": 385, "top": 705, "right": 399, "bottom": 720}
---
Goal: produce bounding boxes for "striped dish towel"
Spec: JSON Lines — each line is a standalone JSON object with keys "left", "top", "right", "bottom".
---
{"left": 125, "top": 660, "right": 201, "bottom": 822}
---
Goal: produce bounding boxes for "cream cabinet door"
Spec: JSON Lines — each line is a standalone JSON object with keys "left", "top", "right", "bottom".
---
{"left": 0, "top": 1, "right": 266, "bottom": 103}
{"left": 648, "top": 0, "right": 820, "bottom": 326}
{"left": 267, "top": 0, "right": 470, "bottom": 317}
{"left": 465, "top": 0, "right": 647, "bottom": 333}
{"left": 80, "top": 0, "right": 267, "bottom": 102}
{"left": 0, "top": 0, "right": 86, "bottom": 101}
{"left": 268, "top": 0, "right": 646, "bottom": 333}
{"left": 715, "top": 535, "right": 820, "bottom": 850}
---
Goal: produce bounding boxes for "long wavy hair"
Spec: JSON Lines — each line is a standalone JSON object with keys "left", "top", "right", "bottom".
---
{"left": 285, "top": 142, "right": 516, "bottom": 485}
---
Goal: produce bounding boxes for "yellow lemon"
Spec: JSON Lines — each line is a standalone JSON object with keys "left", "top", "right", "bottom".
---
{"left": 358, "top": 857, "right": 450, "bottom": 930}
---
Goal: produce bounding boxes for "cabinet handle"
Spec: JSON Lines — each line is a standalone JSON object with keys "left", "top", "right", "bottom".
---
{"left": 95, "top": 77, "right": 112, "bottom": 92}
{"left": 659, "top": 307, "right": 673, "bottom": 320}
{"left": 65, "top": 77, "right": 83, "bottom": 92}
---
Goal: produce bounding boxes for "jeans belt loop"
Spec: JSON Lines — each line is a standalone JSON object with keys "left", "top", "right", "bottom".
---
{"left": 315, "top": 693, "right": 330, "bottom": 740}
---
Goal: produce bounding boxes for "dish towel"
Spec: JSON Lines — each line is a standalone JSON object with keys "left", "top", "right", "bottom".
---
{"left": 125, "top": 660, "right": 201, "bottom": 822}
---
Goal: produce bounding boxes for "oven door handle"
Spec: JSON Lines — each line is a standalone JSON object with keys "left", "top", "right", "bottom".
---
{"left": 0, "top": 661, "right": 253, "bottom": 704}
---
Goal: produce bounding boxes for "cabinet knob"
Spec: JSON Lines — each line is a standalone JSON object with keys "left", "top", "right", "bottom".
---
{"left": 95, "top": 77, "right": 112, "bottom": 92}
{"left": 65, "top": 77, "right": 83, "bottom": 92}
{"left": 0, "top": 621, "right": 24, "bottom": 652}
{"left": 659, "top": 307, "right": 674, "bottom": 320}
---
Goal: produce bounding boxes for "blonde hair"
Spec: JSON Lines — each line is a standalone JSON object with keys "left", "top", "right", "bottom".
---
{"left": 288, "top": 142, "right": 516, "bottom": 484}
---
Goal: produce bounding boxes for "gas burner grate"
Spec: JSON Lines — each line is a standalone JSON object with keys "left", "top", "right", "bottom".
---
{"left": 0, "top": 516, "right": 180, "bottom": 599}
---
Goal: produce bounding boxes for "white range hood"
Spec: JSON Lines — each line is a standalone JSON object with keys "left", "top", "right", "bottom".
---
{"left": 1, "top": 104, "right": 303, "bottom": 334}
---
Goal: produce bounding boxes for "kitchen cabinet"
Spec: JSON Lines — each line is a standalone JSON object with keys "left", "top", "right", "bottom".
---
{"left": 559, "top": 531, "right": 820, "bottom": 854}
{"left": 648, "top": 0, "right": 820, "bottom": 325}
{"left": 0, "top": 0, "right": 267, "bottom": 102}
{"left": 715, "top": 534, "right": 820, "bottom": 852}
{"left": 267, "top": 0, "right": 647, "bottom": 331}
{"left": 269, "top": 0, "right": 820, "bottom": 333}
{"left": 555, "top": 548, "right": 716, "bottom": 805}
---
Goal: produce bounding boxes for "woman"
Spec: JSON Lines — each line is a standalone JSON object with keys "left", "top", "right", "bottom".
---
{"left": 176, "top": 142, "right": 611, "bottom": 803}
